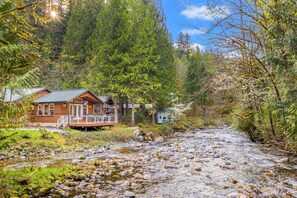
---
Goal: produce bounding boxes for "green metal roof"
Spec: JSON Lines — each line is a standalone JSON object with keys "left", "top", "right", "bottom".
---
{"left": 35, "top": 89, "right": 102, "bottom": 103}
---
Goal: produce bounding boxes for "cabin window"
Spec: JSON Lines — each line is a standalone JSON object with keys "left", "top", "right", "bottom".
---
{"left": 93, "top": 104, "right": 100, "bottom": 115}
{"left": 83, "top": 105, "right": 88, "bottom": 115}
{"left": 38, "top": 103, "right": 54, "bottom": 116}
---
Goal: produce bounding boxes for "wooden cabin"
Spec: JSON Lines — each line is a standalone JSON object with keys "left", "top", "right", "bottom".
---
{"left": 4, "top": 88, "right": 116, "bottom": 129}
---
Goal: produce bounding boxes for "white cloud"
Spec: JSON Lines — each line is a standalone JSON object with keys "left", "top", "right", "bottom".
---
{"left": 181, "top": 5, "right": 231, "bottom": 20}
{"left": 181, "top": 28, "right": 207, "bottom": 35}
{"left": 192, "top": 43, "right": 205, "bottom": 52}
{"left": 173, "top": 43, "right": 205, "bottom": 52}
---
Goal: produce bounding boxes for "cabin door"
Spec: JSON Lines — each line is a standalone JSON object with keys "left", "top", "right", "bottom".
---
{"left": 73, "top": 104, "right": 83, "bottom": 120}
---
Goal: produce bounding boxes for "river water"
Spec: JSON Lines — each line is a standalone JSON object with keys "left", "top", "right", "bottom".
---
{"left": 139, "top": 127, "right": 297, "bottom": 198}
{"left": 5, "top": 127, "right": 297, "bottom": 197}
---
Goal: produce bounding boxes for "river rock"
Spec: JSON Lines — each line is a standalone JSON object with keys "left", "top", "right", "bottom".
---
{"left": 114, "top": 180, "right": 123, "bottom": 185}
{"left": 57, "top": 189, "right": 69, "bottom": 197}
{"left": 165, "top": 163, "right": 179, "bottom": 169}
{"left": 184, "top": 163, "right": 190, "bottom": 167}
{"left": 78, "top": 174, "right": 86, "bottom": 180}
{"left": 61, "top": 185, "right": 72, "bottom": 191}
{"left": 74, "top": 195, "right": 84, "bottom": 198}
{"left": 214, "top": 154, "right": 220, "bottom": 158}
{"left": 134, "top": 173, "right": 143, "bottom": 179}
{"left": 155, "top": 136, "right": 164, "bottom": 143}
{"left": 120, "top": 181, "right": 130, "bottom": 189}
{"left": 225, "top": 160, "right": 231, "bottom": 165}
{"left": 64, "top": 181, "right": 77, "bottom": 187}
{"left": 124, "top": 191, "right": 136, "bottom": 197}
{"left": 276, "top": 157, "right": 289, "bottom": 163}
{"left": 130, "top": 182, "right": 138, "bottom": 189}
{"left": 193, "top": 165, "right": 202, "bottom": 172}
{"left": 220, "top": 165, "right": 236, "bottom": 169}
{"left": 186, "top": 154, "right": 195, "bottom": 159}
{"left": 143, "top": 174, "right": 151, "bottom": 180}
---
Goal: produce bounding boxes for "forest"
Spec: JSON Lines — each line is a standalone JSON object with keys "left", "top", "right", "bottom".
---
{"left": 0, "top": 0, "right": 296, "bottom": 196}
{"left": 1, "top": 0, "right": 295, "bottom": 149}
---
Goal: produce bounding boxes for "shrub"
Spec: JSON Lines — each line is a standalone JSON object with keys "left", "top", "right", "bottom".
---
{"left": 39, "top": 128, "right": 54, "bottom": 139}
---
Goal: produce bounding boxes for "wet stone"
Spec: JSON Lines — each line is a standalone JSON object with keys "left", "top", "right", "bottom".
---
{"left": 143, "top": 174, "right": 151, "bottom": 180}
{"left": 134, "top": 173, "right": 143, "bottom": 179}
{"left": 186, "top": 154, "right": 195, "bottom": 159}
{"left": 120, "top": 181, "right": 130, "bottom": 190}
{"left": 225, "top": 161, "right": 232, "bottom": 165}
{"left": 124, "top": 191, "right": 136, "bottom": 198}
{"left": 193, "top": 165, "right": 202, "bottom": 172}
{"left": 164, "top": 163, "right": 179, "bottom": 169}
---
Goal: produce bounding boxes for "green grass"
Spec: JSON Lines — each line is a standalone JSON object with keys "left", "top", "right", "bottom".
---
{"left": 0, "top": 164, "right": 76, "bottom": 197}
{"left": 63, "top": 125, "right": 137, "bottom": 148}
{"left": 0, "top": 126, "right": 137, "bottom": 153}
{"left": 0, "top": 129, "right": 64, "bottom": 151}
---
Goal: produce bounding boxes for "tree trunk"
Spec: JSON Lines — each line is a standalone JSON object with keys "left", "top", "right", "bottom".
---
{"left": 120, "top": 96, "right": 124, "bottom": 116}
{"left": 269, "top": 110, "right": 276, "bottom": 139}
{"left": 114, "top": 96, "right": 118, "bottom": 123}
{"left": 126, "top": 99, "right": 129, "bottom": 115}
{"left": 131, "top": 99, "right": 135, "bottom": 126}
{"left": 151, "top": 113, "right": 155, "bottom": 125}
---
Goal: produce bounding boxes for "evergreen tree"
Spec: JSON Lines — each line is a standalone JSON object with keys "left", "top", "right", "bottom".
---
{"left": 0, "top": 0, "right": 42, "bottom": 127}
{"left": 86, "top": 0, "right": 130, "bottom": 123}
{"left": 58, "top": 0, "right": 102, "bottom": 89}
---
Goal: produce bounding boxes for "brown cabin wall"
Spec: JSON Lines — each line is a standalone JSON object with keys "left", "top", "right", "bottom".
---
{"left": 33, "top": 90, "right": 50, "bottom": 100}
{"left": 30, "top": 103, "right": 67, "bottom": 123}
{"left": 29, "top": 90, "right": 104, "bottom": 123}
{"left": 30, "top": 102, "right": 102, "bottom": 123}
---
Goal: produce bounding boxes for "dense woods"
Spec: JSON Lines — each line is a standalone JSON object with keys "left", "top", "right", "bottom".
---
{"left": 0, "top": 0, "right": 296, "bottom": 151}
{"left": 0, "top": 1, "right": 296, "bottom": 197}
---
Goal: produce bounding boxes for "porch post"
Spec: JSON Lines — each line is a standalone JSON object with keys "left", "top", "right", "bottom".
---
{"left": 114, "top": 96, "right": 118, "bottom": 123}
{"left": 67, "top": 103, "right": 70, "bottom": 126}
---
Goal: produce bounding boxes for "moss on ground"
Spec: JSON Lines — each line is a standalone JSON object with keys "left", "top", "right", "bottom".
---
{"left": 63, "top": 125, "right": 137, "bottom": 148}
{"left": 0, "top": 164, "right": 76, "bottom": 197}
{"left": 0, "top": 129, "right": 63, "bottom": 151}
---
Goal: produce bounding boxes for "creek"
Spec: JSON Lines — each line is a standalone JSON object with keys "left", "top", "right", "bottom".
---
{"left": 4, "top": 127, "right": 297, "bottom": 197}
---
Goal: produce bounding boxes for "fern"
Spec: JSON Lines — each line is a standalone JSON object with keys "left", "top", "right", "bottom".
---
{"left": 0, "top": 1, "right": 16, "bottom": 13}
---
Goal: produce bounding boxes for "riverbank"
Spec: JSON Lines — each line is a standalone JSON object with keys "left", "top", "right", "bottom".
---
{"left": 1, "top": 127, "right": 296, "bottom": 197}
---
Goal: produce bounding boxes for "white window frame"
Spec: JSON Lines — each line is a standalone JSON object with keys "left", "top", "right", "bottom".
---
{"left": 38, "top": 103, "right": 55, "bottom": 116}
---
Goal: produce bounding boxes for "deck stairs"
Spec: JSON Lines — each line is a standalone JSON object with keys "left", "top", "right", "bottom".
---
{"left": 57, "top": 116, "right": 68, "bottom": 129}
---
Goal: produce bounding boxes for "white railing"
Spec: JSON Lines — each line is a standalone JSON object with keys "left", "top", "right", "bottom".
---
{"left": 85, "top": 115, "right": 115, "bottom": 124}
{"left": 57, "top": 116, "right": 68, "bottom": 129}
{"left": 59, "top": 115, "right": 116, "bottom": 126}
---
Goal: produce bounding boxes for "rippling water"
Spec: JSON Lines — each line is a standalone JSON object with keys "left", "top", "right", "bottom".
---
{"left": 140, "top": 128, "right": 297, "bottom": 198}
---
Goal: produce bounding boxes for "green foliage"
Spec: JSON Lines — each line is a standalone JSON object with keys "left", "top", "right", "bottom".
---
{"left": 0, "top": 165, "right": 74, "bottom": 197}
{"left": 63, "top": 126, "right": 136, "bottom": 147}
{"left": 54, "top": 0, "right": 102, "bottom": 89}
{"left": 210, "top": 0, "right": 297, "bottom": 150}
{"left": 173, "top": 116, "right": 205, "bottom": 132}
{"left": 39, "top": 128, "right": 54, "bottom": 139}
{"left": 135, "top": 107, "right": 151, "bottom": 125}
{"left": 0, "top": 130, "right": 63, "bottom": 150}
{"left": 158, "top": 124, "right": 175, "bottom": 136}
{"left": 0, "top": 0, "right": 42, "bottom": 128}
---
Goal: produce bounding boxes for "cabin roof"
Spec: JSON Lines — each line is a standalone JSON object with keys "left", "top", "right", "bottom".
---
{"left": 35, "top": 89, "right": 103, "bottom": 103}
{"left": 3, "top": 88, "right": 48, "bottom": 102}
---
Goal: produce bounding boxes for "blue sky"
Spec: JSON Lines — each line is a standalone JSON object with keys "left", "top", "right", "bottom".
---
{"left": 162, "top": 0, "right": 231, "bottom": 51}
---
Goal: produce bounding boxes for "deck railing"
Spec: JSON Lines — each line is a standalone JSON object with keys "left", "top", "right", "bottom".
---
{"left": 70, "top": 115, "right": 115, "bottom": 124}
{"left": 57, "top": 115, "right": 115, "bottom": 128}
{"left": 57, "top": 116, "right": 68, "bottom": 128}
{"left": 85, "top": 115, "right": 115, "bottom": 123}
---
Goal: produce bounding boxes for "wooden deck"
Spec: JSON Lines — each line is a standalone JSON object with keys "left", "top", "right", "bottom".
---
{"left": 69, "top": 122, "right": 117, "bottom": 127}
{"left": 57, "top": 115, "right": 117, "bottom": 129}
